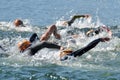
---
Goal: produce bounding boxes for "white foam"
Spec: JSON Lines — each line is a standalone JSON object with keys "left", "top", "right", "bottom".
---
{"left": 0, "top": 18, "right": 119, "bottom": 71}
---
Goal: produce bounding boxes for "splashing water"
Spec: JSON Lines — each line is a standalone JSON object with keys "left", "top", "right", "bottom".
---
{"left": 0, "top": 18, "right": 120, "bottom": 80}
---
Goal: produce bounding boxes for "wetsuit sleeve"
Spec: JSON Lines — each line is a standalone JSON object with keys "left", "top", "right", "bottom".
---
{"left": 71, "top": 38, "right": 102, "bottom": 57}
{"left": 29, "top": 42, "right": 61, "bottom": 55}
{"left": 67, "top": 15, "right": 86, "bottom": 26}
{"left": 29, "top": 33, "right": 39, "bottom": 43}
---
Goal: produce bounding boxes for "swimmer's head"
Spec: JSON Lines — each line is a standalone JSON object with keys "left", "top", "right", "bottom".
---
{"left": 17, "top": 39, "right": 31, "bottom": 51}
{"left": 14, "top": 19, "right": 25, "bottom": 27}
{"left": 86, "top": 29, "right": 94, "bottom": 37}
{"left": 60, "top": 48, "right": 73, "bottom": 58}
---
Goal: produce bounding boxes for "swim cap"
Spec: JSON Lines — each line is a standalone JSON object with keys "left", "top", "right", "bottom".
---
{"left": 14, "top": 19, "right": 24, "bottom": 27}
{"left": 60, "top": 48, "right": 73, "bottom": 58}
{"left": 17, "top": 40, "right": 31, "bottom": 51}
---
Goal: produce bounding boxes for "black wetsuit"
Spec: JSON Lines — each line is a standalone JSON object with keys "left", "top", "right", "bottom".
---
{"left": 29, "top": 42, "right": 61, "bottom": 55}
{"left": 29, "top": 33, "right": 39, "bottom": 43}
{"left": 25, "top": 33, "right": 61, "bottom": 55}
{"left": 60, "top": 38, "right": 103, "bottom": 61}
{"left": 27, "top": 33, "right": 103, "bottom": 61}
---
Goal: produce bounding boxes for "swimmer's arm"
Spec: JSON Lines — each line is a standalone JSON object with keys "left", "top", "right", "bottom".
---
{"left": 30, "top": 42, "right": 62, "bottom": 55}
{"left": 67, "top": 14, "right": 90, "bottom": 26}
{"left": 73, "top": 37, "right": 110, "bottom": 57}
{"left": 85, "top": 37, "right": 110, "bottom": 49}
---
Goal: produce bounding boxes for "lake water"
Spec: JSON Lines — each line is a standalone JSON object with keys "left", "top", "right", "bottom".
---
{"left": 0, "top": 0, "right": 120, "bottom": 80}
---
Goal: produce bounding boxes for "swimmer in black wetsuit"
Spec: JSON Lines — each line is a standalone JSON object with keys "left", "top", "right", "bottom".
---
{"left": 18, "top": 33, "right": 62, "bottom": 53}
{"left": 17, "top": 24, "right": 61, "bottom": 53}
{"left": 86, "top": 26, "right": 112, "bottom": 37}
{"left": 18, "top": 35, "right": 62, "bottom": 55}
{"left": 60, "top": 37, "right": 110, "bottom": 61}
{"left": 18, "top": 36, "right": 110, "bottom": 61}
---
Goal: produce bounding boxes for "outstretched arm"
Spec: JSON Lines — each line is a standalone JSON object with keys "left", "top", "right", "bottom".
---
{"left": 71, "top": 37, "right": 110, "bottom": 57}
{"left": 29, "top": 42, "right": 61, "bottom": 55}
{"left": 67, "top": 14, "right": 90, "bottom": 26}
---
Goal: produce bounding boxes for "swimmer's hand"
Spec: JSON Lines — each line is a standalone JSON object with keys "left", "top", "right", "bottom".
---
{"left": 85, "top": 14, "right": 91, "bottom": 18}
{"left": 100, "top": 37, "right": 110, "bottom": 42}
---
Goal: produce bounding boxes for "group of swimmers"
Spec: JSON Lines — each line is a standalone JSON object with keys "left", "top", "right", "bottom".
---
{"left": 1, "top": 14, "right": 112, "bottom": 61}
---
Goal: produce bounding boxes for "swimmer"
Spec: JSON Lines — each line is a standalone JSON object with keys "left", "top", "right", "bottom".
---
{"left": 17, "top": 37, "right": 110, "bottom": 61}
{"left": 58, "top": 14, "right": 91, "bottom": 26}
{"left": 86, "top": 25, "right": 112, "bottom": 37}
{"left": 60, "top": 37, "right": 110, "bottom": 61}
{"left": 14, "top": 19, "right": 25, "bottom": 27}
{"left": 17, "top": 24, "right": 61, "bottom": 52}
